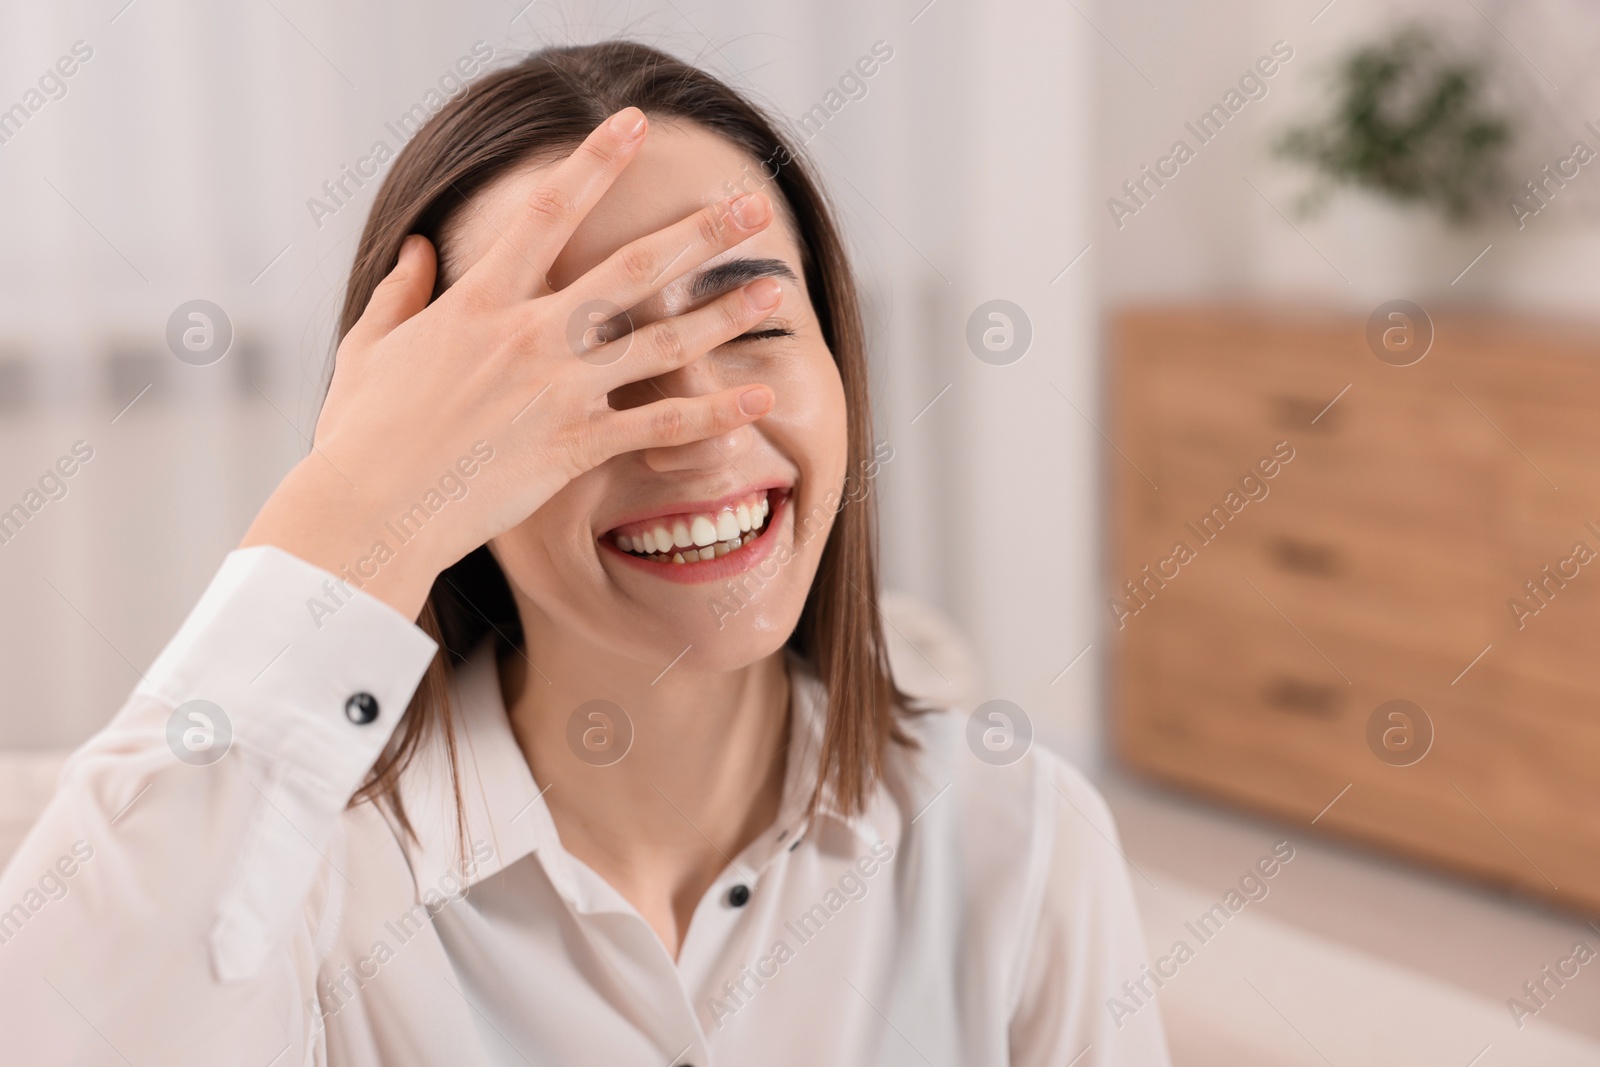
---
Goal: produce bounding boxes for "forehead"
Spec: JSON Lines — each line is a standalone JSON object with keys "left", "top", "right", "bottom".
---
{"left": 442, "top": 120, "right": 804, "bottom": 303}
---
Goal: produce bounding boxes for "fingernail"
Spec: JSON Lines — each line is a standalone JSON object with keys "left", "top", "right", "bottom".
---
{"left": 730, "top": 192, "right": 771, "bottom": 229}
{"left": 609, "top": 107, "right": 647, "bottom": 140}
{"left": 738, "top": 387, "right": 774, "bottom": 417}
{"left": 746, "top": 277, "right": 782, "bottom": 310}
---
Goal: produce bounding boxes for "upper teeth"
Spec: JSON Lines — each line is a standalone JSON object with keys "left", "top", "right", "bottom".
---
{"left": 612, "top": 491, "right": 772, "bottom": 563}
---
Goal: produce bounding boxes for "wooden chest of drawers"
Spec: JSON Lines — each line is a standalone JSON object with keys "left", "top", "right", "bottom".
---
{"left": 1110, "top": 306, "right": 1600, "bottom": 913}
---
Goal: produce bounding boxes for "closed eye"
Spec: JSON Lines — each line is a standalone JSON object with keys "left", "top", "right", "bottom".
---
{"left": 727, "top": 327, "right": 795, "bottom": 344}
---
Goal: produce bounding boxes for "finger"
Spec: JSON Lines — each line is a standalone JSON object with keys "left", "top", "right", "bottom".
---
{"left": 563, "top": 190, "right": 773, "bottom": 318}
{"left": 589, "top": 276, "right": 785, "bottom": 386}
{"left": 464, "top": 107, "right": 649, "bottom": 299}
{"left": 597, "top": 384, "right": 774, "bottom": 460}
{"left": 345, "top": 234, "right": 436, "bottom": 347}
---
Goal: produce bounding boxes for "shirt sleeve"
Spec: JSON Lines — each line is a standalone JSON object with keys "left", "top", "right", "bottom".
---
{"left": 0, "top": 545, "right": 438, "bottom": 1066}
{"left": 1008, "top": 758, "right": 1174, "bottom": 1067}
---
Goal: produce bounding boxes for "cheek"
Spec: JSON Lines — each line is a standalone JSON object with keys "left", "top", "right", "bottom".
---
{"left": 763, "top": 347, "right": 849, "bottom": 480}
{"left": 489, "top": 475, "right": 609, "bottom": 592}
{"left": 764, "top": 350, "right": 850, "bottom": 556}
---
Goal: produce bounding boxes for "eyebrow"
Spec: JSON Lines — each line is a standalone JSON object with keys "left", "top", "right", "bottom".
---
{"left": 688, "top": 257, "right": 800, "bottom": 300}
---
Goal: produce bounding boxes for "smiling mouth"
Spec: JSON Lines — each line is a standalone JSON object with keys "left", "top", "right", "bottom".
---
{"left": 605, "top": 488, "right": 783, "bottom": 565}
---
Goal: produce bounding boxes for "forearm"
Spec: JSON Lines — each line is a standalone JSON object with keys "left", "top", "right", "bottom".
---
{"left": 0, "top": 547, "right": 438, "bottom": 1062}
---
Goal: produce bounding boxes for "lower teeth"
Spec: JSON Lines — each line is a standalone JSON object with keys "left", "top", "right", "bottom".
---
{"left": 629, "top": 529, "right": 760, "bottom": 564}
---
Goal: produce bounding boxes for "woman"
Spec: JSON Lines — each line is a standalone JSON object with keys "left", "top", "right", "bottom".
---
{"left": 0, "top": 42, "right": 1169, "bottom": 1066}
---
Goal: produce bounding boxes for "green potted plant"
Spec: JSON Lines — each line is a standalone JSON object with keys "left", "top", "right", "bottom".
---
{"left": 1275, "top": 25, "right": 1512, "bottom": 221}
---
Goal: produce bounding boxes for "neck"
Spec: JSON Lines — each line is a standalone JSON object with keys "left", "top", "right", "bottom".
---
{"left": 500, "top": 601, "right": 791, "bottom": 958}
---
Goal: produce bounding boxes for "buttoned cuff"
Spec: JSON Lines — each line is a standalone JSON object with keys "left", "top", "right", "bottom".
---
{"left": 139, "top": 544, "right": 438, "bottom": 795}
{"left": 136, "top": 545, "right": 439, "bottom": 982}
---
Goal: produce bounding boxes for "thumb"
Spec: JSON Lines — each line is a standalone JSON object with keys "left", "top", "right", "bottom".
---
{"left": 348, "top": 234, "right": 436, "bottom": 345}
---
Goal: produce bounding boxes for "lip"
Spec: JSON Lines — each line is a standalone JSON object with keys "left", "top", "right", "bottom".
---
{"left": 600, "top": 487, "right": 790, "bottom": 585}
{"left": 598, "top": 480, "right": 793, "bottom": 535}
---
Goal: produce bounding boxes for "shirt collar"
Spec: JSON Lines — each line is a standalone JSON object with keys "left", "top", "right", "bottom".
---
{"left": 392, "top": 641, "right": 888, "bottom": 898}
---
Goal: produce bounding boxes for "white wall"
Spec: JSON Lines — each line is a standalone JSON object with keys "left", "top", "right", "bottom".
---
{"left": 0, "top": 0, "right": 1105, "bottom": 766}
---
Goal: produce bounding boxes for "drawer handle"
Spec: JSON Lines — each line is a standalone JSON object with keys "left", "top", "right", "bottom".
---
{"left": 1262, "top": 676, "right": 1344, "bottom": 717}
{"left": 1273, "top": 395, "right": 1339, "bottom": 432}
{"left": 1269, "top": 537, "right": 1343, "bottom": 577}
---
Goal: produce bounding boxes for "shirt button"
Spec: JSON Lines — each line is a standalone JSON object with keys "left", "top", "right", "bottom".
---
{"left": 344, "top": 692, "right": 380, "bottom": 725}
{"left": 728, "top": 884, "right": 751, "bottom": 908}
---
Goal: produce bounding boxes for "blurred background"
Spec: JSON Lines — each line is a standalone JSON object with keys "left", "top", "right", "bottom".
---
{"left": 3, "top": 0, "right": 1599, "bottom": 1062}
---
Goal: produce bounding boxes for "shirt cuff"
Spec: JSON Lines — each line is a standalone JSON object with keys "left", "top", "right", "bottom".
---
{"left": 138, "top": 543, "right": 439, "bottom": 810}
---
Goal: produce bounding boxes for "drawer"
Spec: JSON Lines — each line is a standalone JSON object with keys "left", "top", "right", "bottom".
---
{"left": 1120, "top": 594, "right": 1600, "bottom": 907}
{"left": 1112, "top": 312, "right": 1360, "bottom": 493}
{"left": 1146, "top": 388, "right": 1500, "bottom": 530}
{"left": 1145, "top": 436, "right": 1498, "bottom": 555}
{"left": 1115, "top": 305, "right": 1544, "bottom": 404}
{"left": 1118, "top": 435, "right": 1499, "bottom": 657}
{"left": 1118, "top": 594, "right": 1506, "bottom": 877}
{"left": 1149, "top": 530, "right": 1496, "bottom": 660}
{"left": 1132, "top": 592, "right": 1474, "bottom": 783}
{"left": 1122, "top": 311, "right": 1506, "bottom": 465}
{"left": 1143, "top": 358, "right": 1356, "bottom": 455}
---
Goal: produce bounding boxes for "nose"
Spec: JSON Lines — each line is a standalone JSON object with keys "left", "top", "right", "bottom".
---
{"left": 624, "top": 357, "right": 759, "bottom": 474}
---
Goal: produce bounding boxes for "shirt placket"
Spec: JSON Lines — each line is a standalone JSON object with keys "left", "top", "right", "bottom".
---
{"left": 521, "top": 808, "right": 717, "bottom": 1065}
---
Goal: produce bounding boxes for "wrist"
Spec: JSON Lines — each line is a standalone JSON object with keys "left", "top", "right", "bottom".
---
{"left": 240, "top": 456, "right": 450, "bottom": 622}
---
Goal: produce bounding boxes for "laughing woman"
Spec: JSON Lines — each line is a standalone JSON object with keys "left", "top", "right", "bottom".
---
{"left": 0, "top": 42, "right": 1169, "bottom": 1066}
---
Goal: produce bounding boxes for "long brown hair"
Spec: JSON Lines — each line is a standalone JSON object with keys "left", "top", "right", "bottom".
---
{"left": 335, "top": 41, "right": 918, "bottom": 843}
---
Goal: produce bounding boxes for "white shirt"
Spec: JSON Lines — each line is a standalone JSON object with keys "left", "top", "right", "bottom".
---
{"left": 0, "top": 546, "right": 1171, "bottom": 1066}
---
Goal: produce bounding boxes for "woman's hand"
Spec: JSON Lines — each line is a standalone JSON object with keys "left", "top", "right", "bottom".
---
{"left": 240, "top": 107, "right": 782, "bottom": 620}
